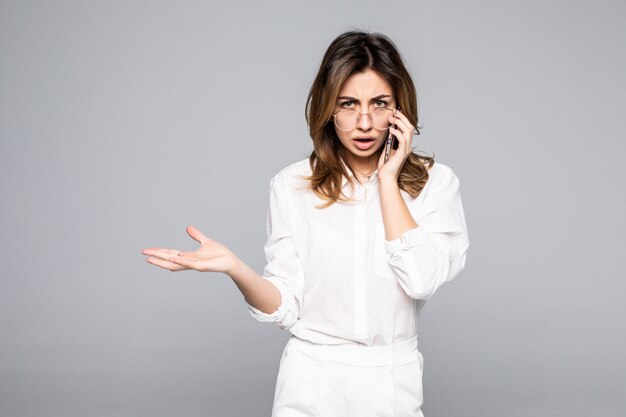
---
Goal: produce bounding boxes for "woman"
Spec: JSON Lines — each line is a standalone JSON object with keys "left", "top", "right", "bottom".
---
{"left": 142, "top": 30, "right": 469, "bottom": 417}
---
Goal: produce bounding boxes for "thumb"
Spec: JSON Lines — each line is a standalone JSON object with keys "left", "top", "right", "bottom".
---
{"left": 186, "top": 225, "right": 210, "bottom": 245}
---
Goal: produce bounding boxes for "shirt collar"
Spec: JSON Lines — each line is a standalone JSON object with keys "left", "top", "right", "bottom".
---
{"left": 340, "top": 156, "right": 379, "bottom": 188}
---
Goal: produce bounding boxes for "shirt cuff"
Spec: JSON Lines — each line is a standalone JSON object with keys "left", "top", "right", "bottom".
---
{"left": 383, "top": 226, "right": 429, "bottom": 255}
{"left": 247, "top": 277, "right": 289, "bottom": 322}
{"left": 248, "top": 303, "right": 285, "bottom": 321}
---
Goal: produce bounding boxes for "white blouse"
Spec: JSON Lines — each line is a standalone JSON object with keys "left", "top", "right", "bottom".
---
{"left": 248, "top": 157, "right": 469, "bottom": 346}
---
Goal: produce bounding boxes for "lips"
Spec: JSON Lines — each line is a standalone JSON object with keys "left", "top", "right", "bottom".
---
{"left": 352, "top": 137, "right": 377, "bottom": 150}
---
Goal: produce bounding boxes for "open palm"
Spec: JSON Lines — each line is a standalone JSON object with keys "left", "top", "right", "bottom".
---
{"left": 141, "top": 225, "right": 238, "bottom": 274}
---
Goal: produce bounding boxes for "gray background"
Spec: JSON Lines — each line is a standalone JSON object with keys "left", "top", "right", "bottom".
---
{"left": 1, "top": 1, "right": 624, "bottom": 416}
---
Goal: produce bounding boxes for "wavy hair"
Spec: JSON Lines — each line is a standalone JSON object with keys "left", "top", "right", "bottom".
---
{"left": 300, "top": 29, "right": 434, "bottom": 209}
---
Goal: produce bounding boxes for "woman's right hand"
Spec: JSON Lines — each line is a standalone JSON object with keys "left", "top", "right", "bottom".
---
{"left": 141, "top": 225, "right": 239, "bottom": 275}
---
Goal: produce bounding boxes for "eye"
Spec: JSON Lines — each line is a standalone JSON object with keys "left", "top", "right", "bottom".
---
{"left": 341, "top": 100, "right": 354, "bottom": 108}
{"left": 375, "top": 100, "right": 388, "bottom": 107}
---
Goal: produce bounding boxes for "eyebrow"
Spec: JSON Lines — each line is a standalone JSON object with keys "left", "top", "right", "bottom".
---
{"left": 336, "top": 94, "right": 392, "bottom": 102}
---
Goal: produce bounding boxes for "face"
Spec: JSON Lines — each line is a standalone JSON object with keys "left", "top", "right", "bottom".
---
{"left": 333, "top": 68, "right": 396, "bottom": 167}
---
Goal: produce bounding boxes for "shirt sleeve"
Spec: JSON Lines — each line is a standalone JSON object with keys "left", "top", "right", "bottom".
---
{"left": 247, "top": 173, "right": 304, "bottom": 330}
{"left": 383, "top": 167, "right": 469, "bottom": 300}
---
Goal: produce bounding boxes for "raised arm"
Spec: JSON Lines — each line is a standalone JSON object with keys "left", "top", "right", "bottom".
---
{"left": 379, "top": 167, "right": 469, "bottom": 299}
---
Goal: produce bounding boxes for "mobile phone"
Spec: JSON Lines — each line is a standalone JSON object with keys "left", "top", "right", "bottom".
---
{"left": 383, "top": 106, "right": 401, "bottom": 163}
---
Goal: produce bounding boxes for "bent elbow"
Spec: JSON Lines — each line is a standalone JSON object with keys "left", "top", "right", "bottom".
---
{"left": 248, "top": 277, "right": 300, "bottom": 331}
{"left": 390, "top": 246, "right": 451, "bottom": 300}
{"left": 406, "top": 285, "right": 438, "bottom": 300}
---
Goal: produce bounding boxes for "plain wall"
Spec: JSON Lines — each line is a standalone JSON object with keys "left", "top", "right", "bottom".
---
{"left": 1, "top": 1, "right": 624, "bottom": 416}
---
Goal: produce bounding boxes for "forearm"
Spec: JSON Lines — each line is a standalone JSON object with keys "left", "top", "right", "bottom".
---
{"left": 227, "top": 257, "right": 282, "bottom": 315}
{"left": 379, "top": 175, "right": 419, "bottom": 241}
{"left": 378, "top": 169, "right": 470, "bottom": 300}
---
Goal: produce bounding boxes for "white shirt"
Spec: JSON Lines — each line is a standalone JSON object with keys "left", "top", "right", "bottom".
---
{"left": 248, "top": 157, "right": 469, "bottom": 346}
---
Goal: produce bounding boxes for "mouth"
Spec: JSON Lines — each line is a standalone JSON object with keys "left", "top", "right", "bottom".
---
{"left": 352, "top": 137, "right": 377, "bottom": 150}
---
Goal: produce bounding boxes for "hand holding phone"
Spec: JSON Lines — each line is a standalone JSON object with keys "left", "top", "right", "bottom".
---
{"left": 383, "top": 106, "right": 401, "bottom": 163}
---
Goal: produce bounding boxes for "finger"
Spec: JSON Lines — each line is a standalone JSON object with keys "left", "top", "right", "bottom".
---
{"left": 186, "top": 225, "right": 211, "bottom": 245}
{"left": 167, "top": 254, "right": 200, "bottom": 270}
{"left": 393, "top": 110, "right": 417, "bottom": 136}
{"left": 392, "top": 114, "right": 413, "bottom": 135}
{"left": 394, "top": 108, "right": 412, "bottom": 125}
{"left": 389, "top": 115, "right": 415, "bottom": 140}
{"left": 145, "top": 256, "right": 187, "bottom": 271}
{"left": 142, "top": 248, "right": 182, "bottom": 260}
{"left": 389, "top": 126, "right": 410, "bottom": 154}
{"left": 389, "top": 126, "right": 408, "bottom": 144}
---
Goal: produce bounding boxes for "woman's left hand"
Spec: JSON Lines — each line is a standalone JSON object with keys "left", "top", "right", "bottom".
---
{"left": 377, "top": 109, "right": 416, "bottom": 182}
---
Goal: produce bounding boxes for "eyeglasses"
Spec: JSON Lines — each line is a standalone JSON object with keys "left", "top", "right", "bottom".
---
{"left": 332, "top": 107, "right": 395, "bottom": 131}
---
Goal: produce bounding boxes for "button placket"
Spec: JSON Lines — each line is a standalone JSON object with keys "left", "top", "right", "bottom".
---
{"left": 353, "top": 185, "right": 367, "bottom": 340}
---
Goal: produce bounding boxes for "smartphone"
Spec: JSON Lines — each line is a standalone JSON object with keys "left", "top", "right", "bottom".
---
{"left": 383, "top": 106, "right": 401, "bottom": 163}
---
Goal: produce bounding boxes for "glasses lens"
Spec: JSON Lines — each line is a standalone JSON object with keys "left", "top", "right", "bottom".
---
{"left": 372, "top": 108, "right": 393, "bottom": 130}
{"left": 335, "top": 109, "right": 357, "bottom": 131}
{"left": 334, "top": 108, "right": 393, "bottom": 131}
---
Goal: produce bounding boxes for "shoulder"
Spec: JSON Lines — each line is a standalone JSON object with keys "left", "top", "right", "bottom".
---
{"left": 271, "top": 157, "right": 311, "bottom": 186}
{"left": 427, "top": 161, "right": 460, "bottom": 186}
{"left": 419, "top": 161, "right": 462, "bottom": 201}
{"left": 268, "top": 157, "right": 311, "bottom": 193}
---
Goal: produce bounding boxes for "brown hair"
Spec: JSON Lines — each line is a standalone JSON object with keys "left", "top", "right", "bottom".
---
{"left": 300, "top": 29, "right": 434, "bottom": 209}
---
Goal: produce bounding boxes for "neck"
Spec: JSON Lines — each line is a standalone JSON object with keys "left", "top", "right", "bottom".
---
{"left": 347, "top": 155, "right": 377, "bottom": 175}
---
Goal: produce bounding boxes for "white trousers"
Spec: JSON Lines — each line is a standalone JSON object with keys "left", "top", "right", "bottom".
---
{"left": 271, "top": 335, "right": 424, "bottom": 417}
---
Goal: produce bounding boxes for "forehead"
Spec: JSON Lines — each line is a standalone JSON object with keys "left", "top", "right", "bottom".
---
{"left": 338, "top": 68, "right": 393, "bottom": 95}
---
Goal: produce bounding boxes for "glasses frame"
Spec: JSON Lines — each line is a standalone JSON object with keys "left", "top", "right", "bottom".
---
{"left": 332, "top": 107, "right": 397, "bottom": 132}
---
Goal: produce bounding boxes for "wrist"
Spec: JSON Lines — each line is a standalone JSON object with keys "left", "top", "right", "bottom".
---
{"left": 378, "top": 174, "right": 398, "bottom": 185}
{"left": 225, "top": 255, "right": 243, "bottom": 279}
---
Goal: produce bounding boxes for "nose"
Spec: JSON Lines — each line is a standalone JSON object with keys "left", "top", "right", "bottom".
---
{"left": 357, "top": 111, "right": 373, "bottom": 131}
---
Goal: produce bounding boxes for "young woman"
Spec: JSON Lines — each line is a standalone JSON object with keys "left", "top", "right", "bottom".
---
{"left": 142, "top": 30, "right": 469, "bottom": 417}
